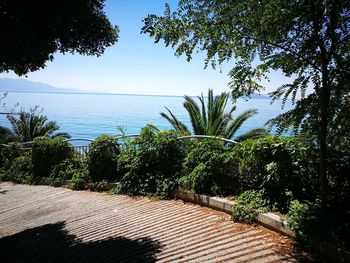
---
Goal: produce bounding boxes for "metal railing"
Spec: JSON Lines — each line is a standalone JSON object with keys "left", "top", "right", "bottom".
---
{"left": 0, "top": 135, "right": 237, "bottom": 156}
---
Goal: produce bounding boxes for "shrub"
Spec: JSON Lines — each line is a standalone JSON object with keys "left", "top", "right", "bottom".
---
{"left": 233, "top": 137, "right": 318, "bottom": 212}
{"left": 69, "top": 168, "right": 90, "bottom": 191}
{"left": 231, "top": 190, "right": 269, "bottom": 224}
{"left": 32, "top": 137, "right": 73, "bottom": 178}
{"left": 48, "top": 158, "right": 85, "bottom": 186}
{"left": 4, "top": 155, "right": 33, "bottom": 184}
{"left": 89, "top": 180, "right": 109, "bottom": 192}
{"left": 87, "top": 135, "right": 119, "bottom": 182}
{"left": 0, "top": 142, "right": 24, "bottom": 170}
{"left": 286, "top": 200, "right": 315, "bottom": 245}
{"left": 116, "top": 127, "right": 186, "bottom": 198}
{"left": 287, "top": 200, "right": 350, "bottom": 251}
{"left": 180, "top": 140, "right": 239, "bottom": 196}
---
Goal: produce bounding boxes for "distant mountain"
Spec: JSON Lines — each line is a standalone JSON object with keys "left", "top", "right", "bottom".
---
{"left": 239, "top": 93, "right": 270, "bottom": 99}
{"left": 0, "top": 78, "right": 82, "bottom": 93}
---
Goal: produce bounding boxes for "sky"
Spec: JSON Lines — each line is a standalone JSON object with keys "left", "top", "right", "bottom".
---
{"left": 0, "top": 0, "right": 291, "bottom": 96}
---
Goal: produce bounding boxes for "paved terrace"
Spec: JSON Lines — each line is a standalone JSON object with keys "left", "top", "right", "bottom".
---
{"left": 0, "top": 182, "right": 307, "bottom": 263}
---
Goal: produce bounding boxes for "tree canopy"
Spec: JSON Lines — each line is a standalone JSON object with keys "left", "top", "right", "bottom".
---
{"left": 0, "top": 0, "right": 119, "bottom": 75}
{"left": 142, "top": 0, "right": 350, "bottom": 204}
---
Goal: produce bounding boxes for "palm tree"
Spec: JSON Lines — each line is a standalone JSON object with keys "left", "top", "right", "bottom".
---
{"left": 1, "top": 111, "right": 70, "bottom": 143}
{"left": 161, "top": 89, "right": 268, "bottom": 141}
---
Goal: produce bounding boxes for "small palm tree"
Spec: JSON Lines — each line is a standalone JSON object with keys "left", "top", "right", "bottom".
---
{"left": 161, "top": 89, "right": 268, "bottom": 141}
{"left": 2, "top": 111, "right": 70, "bottom": 143}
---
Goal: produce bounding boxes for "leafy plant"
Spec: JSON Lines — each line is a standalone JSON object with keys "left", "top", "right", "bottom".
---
{"left": 161, "top": 89, "right": 268, "bottom": 141}
{"left": 180, "top": 140, "right": 239, "bottom": 195}
{"left": 233, "top": 136, "right": 318, "bottom": 212}
{"left": 5, "top": 110, "right": 70, "bottom": 142}
{"left": 49, "top": 158, "right": 85, "bottom": 187}
{"left": 231, "top": 190, "right": 269, "bottom": 224}
{"left": 0, "top": 142, "right": 24, "bottom": 169}
{"left": 117, "top": 127, "right": 186, "bottom": 198}
{"left": 31, "top": 137, "right": 74, "bottom": 178}
{"left": 69, "top": 168, "right": 91, "bottom": 191}
{"left": 89, "top": 180, "right": 109, "bottom": 192}
{"left": 4, "top": 155, "right": 33, "bottom": 184}
{"left": 87, "top": 134, "right": 120, "bottom": 182}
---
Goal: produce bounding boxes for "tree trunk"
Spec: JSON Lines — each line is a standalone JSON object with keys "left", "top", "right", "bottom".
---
{"left": 319, "top": 74, "right": 330, "bottom": 208}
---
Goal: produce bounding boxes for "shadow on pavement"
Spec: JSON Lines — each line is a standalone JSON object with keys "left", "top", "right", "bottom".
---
{"left": 0, "top": 221, "right": 163, "bottom": 263}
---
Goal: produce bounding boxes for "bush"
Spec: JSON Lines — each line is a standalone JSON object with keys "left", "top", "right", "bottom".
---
{"left": 231, "top": 190, "right": 269, "bottom": 224}
{"left": 117, "top": 127, "right": 186, "bottom": 198}
{"left": 32, "top": 137, "right": 73, "bottom": 178}
{"left": 87, "top": 135, "right": 119, "bottom": 182}
{"left": 89, "top": 180, "right": 109, "bottom": 192}
{"left": 286, "top": 200, "right": 315, "bottom": 245}
{"left": 4, "top": 155, "right": 33, "bottom": 184}
{"left": 0, "top": 143, "right": 25, "bottom": 170}
{"left": 180, "top": 140, "right": 239, "bottom": 196}
{"left": 69, "top": 168, "right": 90, "bottom": 191}
{"left": 287, "top": 200, "right": 350, "bottom": 251}
{"left": 48, "top": 158, "right": 85, "bottom": 186}
{"left": 233, "top": 136, "right": 318, "bottom": 212}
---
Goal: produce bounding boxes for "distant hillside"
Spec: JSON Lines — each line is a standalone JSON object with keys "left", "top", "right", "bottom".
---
{"left": 0, "top": 78, "right": 82, "bottom": 93}
{"left": 240, "top": 93, "right": 269, "bottom": 99}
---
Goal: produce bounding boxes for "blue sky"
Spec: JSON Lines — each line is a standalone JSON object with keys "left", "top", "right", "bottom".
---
{"left": 0, "top": 0, "right": 291, "bottom": 96}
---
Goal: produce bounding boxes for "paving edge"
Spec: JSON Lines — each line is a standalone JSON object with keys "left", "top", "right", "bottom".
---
{"left": 174, "top": 189, "right": 295, "bottom": 237}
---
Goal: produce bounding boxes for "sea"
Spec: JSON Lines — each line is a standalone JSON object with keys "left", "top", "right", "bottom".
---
{"left": 0, "top": 92, "right": 292, "bottom": 141}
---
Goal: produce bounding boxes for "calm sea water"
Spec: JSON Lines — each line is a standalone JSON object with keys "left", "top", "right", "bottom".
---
{"left": 0, "top": 92, "right": 291, "bottom": 140}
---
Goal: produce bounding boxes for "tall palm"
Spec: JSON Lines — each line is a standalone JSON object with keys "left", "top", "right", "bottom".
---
{"left": 3, "top": 111, "right": 70, "bottom": 142}
{"left": 161, "top": 89, "right": 268, "bottom": 141}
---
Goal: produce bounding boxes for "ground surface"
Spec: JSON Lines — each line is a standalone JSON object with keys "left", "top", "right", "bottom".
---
{"left": 0, "top": 182, "right": 309, "bottom": 263}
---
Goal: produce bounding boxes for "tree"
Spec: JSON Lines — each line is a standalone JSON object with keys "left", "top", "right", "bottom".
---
{"left": 1, "top": 111, "right": 70, "bottom": 143}
{"left": 161, "top": 89, "right": 268, "bottom": 141}
{"left": 0, "top": 0, "right": 119, "bottom": 75}
{"left": 142, "top": 0, "right": 350, "bottom": 205}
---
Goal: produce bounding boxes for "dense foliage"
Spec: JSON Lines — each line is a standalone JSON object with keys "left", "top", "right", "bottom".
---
{"left": 180, "top": 140, "right": 239, "bottom": 195}
{"left": 161, "top": 89, "right": 268, "bottom": 141}
{"left": 231, "top": 190, "right": 269, "bottom": 224}
{"left": 0, "top": 0, "right": 119, "bottom": 75}
{"left": 31, "top": 137, "right": 73, "bottom": 178}
{"left": 87, "top": 134, "right": 120, "bottom": 182}
{"left": 116, "top": 127, "right": 187, "bottom": 198}
{"left": 233, "top": 137, "right": 318, "bottom": 212}
{"left": 142, "top": 0, "right": 350, "bottom": 209}
{"left": 0, "top": 142, "right": 24, "bottom": 169}
{"left": 3, "top": 155, "right": 33, "bottom": 184}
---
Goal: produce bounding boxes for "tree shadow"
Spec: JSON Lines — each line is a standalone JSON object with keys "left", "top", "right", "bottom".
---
{"left": 0, "top": 222, "right": 163, "bottom": 263}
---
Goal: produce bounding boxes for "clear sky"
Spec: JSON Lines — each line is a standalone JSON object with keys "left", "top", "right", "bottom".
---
{"left": 0, "top": 0, "right": 291, "bottom": 96}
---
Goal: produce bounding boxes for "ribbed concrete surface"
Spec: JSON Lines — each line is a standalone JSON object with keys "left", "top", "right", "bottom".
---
{"left": 0, "top": 182, "right": 303, "bottom": 262}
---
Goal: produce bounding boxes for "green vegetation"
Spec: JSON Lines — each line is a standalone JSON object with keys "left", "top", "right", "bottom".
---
{"left": 0, "top": 110, "right": 70, "bottom": 143}
{"left": 231, "top": 190, "right": 269, "bottom": 224}
{"left": 116, "top": 127, "right": 187, "bottom": 199}
{"left": 233, "top": 137, "right": 318, "bottom": 212}
{"left": 1, "top": 0, "right": 118, "bottom": 75}
{"left": 1, "top": 0, "right": 349, "bottom": 254}
{"left": 3, "top": 155, "right": 33, "bottom": 184}
{"left": 1, "top": 126, "right": 349, "bottom": 252}
{"left": 180, "top": 140, "right": 238, "bottom": 196}
{"left": 142, "top": 0, "right": 350, "bottom": 210}
{"left": 161, "top": 89, "right": 268, "bottom": 141}
{"left": 87, "top": 134, "right": 120, "bottom": 182}
{"left": 31, "top": 137, "right": 73, "bottom": 178}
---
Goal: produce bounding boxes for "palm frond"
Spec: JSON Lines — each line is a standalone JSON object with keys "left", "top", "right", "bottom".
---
{"left": 184, "top": 96, "right": 205, "bottom": 134}
{"left": 235, "top": 128, "right": 270, "bottom": 142}
{"left": 160, "top": 107, "right": 190, "bottom": 134}
{"left": 224, "top": 109, "right": 258, "bottom": 139}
